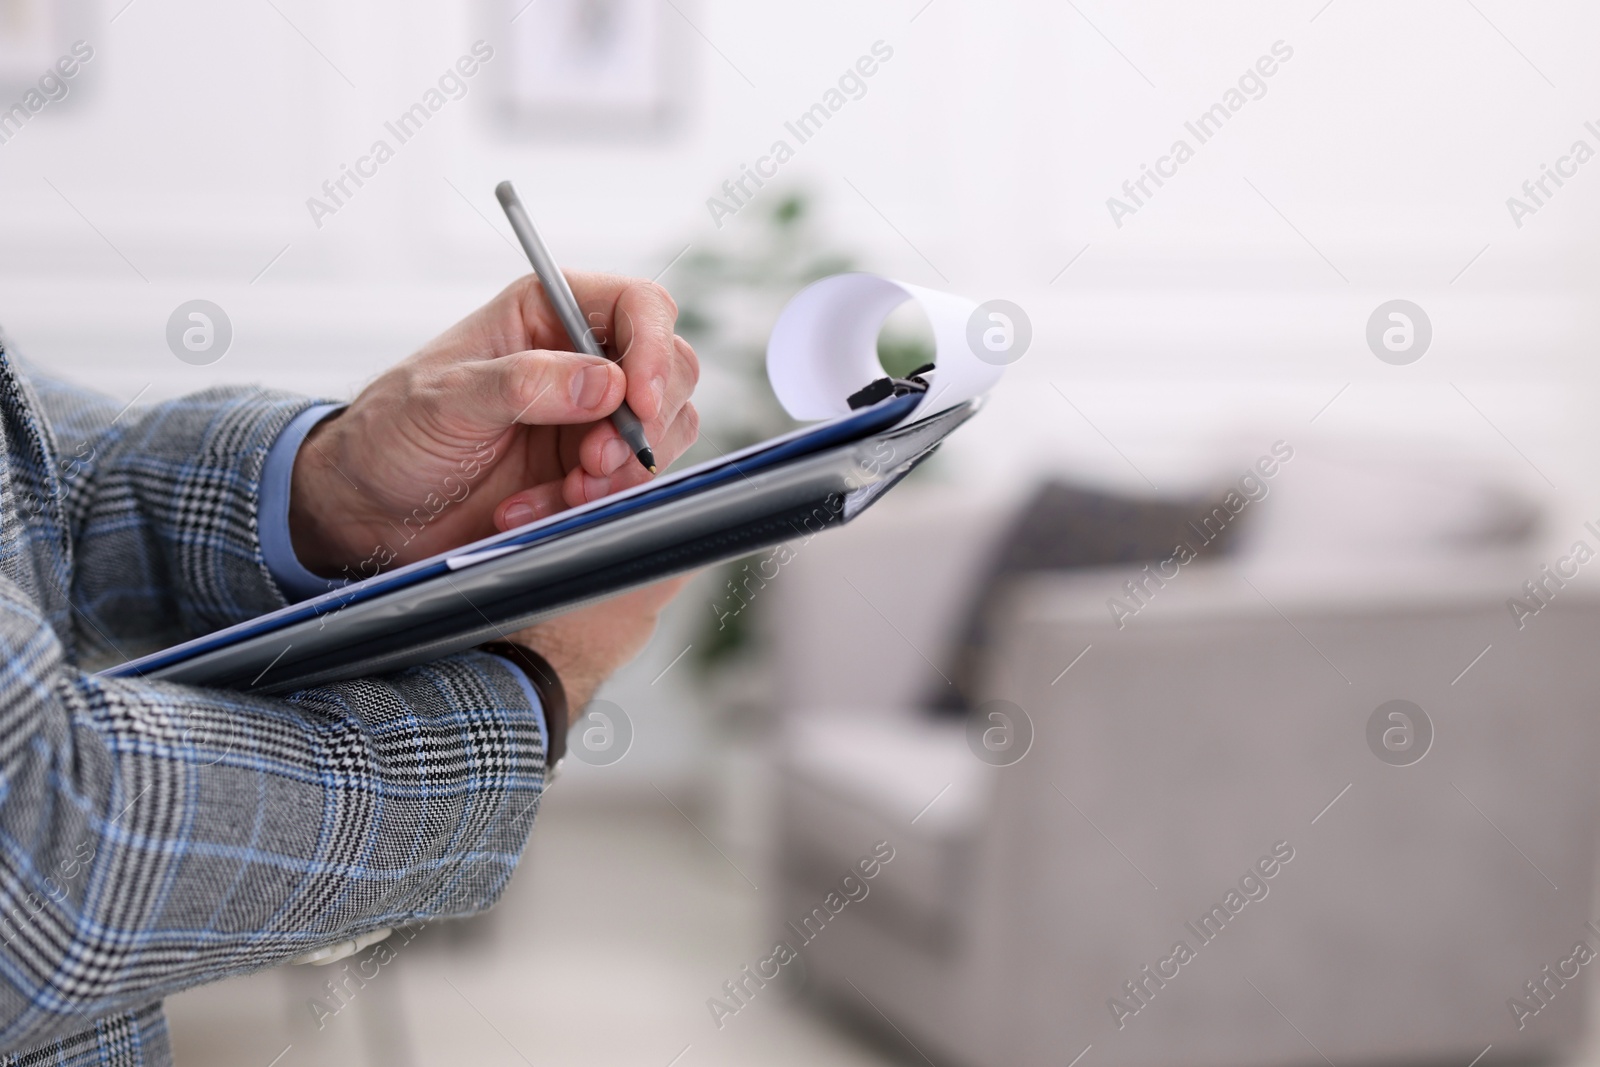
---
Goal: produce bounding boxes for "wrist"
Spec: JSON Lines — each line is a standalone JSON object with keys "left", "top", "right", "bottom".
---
{"left": 289, "top": 416, "right": 366, "bottom": 577}
{"left": 510, "top": 629, "right": 603, "bottom": 721}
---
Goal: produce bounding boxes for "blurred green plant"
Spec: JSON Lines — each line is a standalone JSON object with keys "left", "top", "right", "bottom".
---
{"left": 672, "top": 189, "right": 932, "bottom": 678}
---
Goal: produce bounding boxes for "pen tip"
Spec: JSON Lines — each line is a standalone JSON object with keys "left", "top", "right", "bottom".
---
{"left": 637, "top": 446, "right": 658, "bottom": 474}
{"left": 649, "top": 466, "right": 658, "bottom": 475}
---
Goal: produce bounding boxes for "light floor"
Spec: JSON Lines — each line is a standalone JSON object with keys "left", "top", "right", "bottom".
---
{"left": 166, "top": 791, "right": 1600, "bottom": 1067}
{"left": 165, "top": 793, "right": 918, "bottom": 1067}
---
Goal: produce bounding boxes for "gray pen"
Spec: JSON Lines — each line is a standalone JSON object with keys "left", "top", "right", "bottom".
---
{"left": 494, "top": 180, "right": 657, "bottom": 474}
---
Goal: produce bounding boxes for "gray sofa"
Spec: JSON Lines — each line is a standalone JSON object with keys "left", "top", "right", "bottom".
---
{"left": 767, "top": 482, "right": 1600, "bottom": 1067}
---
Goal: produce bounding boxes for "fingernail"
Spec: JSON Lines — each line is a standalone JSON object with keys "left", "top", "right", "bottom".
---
{"left": 573, "top": 365, "right": 612, "bottom": 409}
{"left": 650, "top": 378, "right": 666, "bottom": 418}
{"left": 582, "top": 474, "right": 610, "bottom": 501}
{"left": 504, "top": 503, "right": 535, "bottom": 528}
{"left": 601, "top": 438, "right": 631, "bottom": 475}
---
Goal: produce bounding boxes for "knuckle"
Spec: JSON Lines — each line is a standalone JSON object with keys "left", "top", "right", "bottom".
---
{"left": 676, "top": 337, "right": 701, "bottom": 384}
{"left": 568, "top": 268, "right": 607, "bottom": 291}
{"left": 586, "top": 309, "right": 612, "bottom": 348}
{"left": 639, "top": 280, "right": 677, "bottom": 321}
{"left": 510, "top": 353, "right": 559, "bottom": 408}
{"left": 413, "top": 364, "right": 458, "bottom": 413}
{"left": 506, "top": 273, "right": 542, "bottom": 311}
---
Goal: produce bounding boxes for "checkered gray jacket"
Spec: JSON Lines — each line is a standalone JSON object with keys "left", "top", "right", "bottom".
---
{"left": 0, "top": 352, "right": 548, "bottom": 1065}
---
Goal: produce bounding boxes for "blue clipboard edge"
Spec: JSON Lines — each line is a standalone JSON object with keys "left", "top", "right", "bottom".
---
{"left": 106, "top": 392, "right": 929, "bottom": 680}
{"left": 132, "top": 399, "right": 975, "bottom": 692}
{"left": 241, "top": 400, "right": 974, "bottom": 692}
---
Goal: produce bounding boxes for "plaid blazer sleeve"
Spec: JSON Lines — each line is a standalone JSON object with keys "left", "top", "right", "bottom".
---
{"left": 26, "top": 372, "right": 323, "bottom": 661}
{"left": 0, "top": 365, "right": 549, "bottom": 1055}
{"left": 0, "top": 589, "right": 547, "bottom": 1053}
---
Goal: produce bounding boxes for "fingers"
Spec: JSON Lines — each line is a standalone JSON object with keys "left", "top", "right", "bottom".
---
{"left": 564, "top": 402, "right": 699, "bottom": 506}
{"left": 515, "top": 270, "right": 673, "bottom": 357}
{"left": 495, "top": 270, "right": 698, "bottom": 439}
{"left": 495, "top": 481, "right": 567, "bottom": 531}
{"left": 576, "top": 332, "right": 697, "bottom": 480}
{"left": 435, "top": 348, "right": 625, "bottom": 430}
{"left": 579, "top": 399, "right": 697, "bottom": 489}
{"left": 574, "top": 387, "right": 701, "bottom": 480}
{"left": 490, "top": 402, "right": 698, "bottom": 530}
{"left": 613, "top": 300, "right": 698, "bottom": 429}
{"left": 516, "top": 270, "right": 696, "bottom": 420}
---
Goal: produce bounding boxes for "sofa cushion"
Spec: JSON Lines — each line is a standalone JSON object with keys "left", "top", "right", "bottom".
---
{"left": 778, "top": 713, "right": 991, "bottom": 950}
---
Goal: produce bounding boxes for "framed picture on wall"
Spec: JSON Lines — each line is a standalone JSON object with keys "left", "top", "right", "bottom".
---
{"left": 0, "top": 0, "right": 93, "bottom": 103}
{"left": 0, "top": 0, "right": 56, "bottom": 77}
{"left": 496, "top": 0, "right": 684, "bottom": 136}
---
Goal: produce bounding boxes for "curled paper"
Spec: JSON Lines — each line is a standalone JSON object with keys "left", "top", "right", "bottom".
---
{"left": 766, "top": 273, "right": 1004, "bottom": 424}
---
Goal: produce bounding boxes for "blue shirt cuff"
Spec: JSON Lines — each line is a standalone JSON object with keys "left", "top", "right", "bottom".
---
{"left": 259, "top": 403, "right": 347, "bottom": 603}
{"left": 487, "top": 654, "right": 551, "bottom": 761}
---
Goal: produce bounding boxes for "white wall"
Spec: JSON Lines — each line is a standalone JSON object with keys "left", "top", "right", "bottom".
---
{"left": 2, "top": 0, "right": 1596, "bottom": 783}
{"left": 1, "top": 0, "right": 1594, "bottom": 475}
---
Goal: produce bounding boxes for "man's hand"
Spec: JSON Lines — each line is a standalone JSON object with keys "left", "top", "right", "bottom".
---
{"left": 289, "top": 271, "right": 700, "bottom": 579}
{"left": 287, "top": 271, "right": 702, "bottom": 711}
{"left": 510, "top": 576, "right": 692, "bottom": 716}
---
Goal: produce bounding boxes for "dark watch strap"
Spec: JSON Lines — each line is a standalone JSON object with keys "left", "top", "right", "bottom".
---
{"left": 481, "top": 642, "right": 569, "bottom": 765}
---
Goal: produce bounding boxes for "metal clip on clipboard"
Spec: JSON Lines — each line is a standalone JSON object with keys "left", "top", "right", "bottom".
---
{"left": 845, "top": 363, "right": 936, "bottom": 411}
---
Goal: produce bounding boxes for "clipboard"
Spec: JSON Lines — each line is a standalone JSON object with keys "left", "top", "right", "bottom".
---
{"left": 101, "top": 272, "right": 1004, "bottom": 693}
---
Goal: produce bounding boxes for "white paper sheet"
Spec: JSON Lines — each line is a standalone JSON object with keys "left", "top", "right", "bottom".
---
{"left": 766, "top": 273, "right": 1004, "bottom": 423}
{"left": 449, "top": 275, "right": 1001, "bottom": 571}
